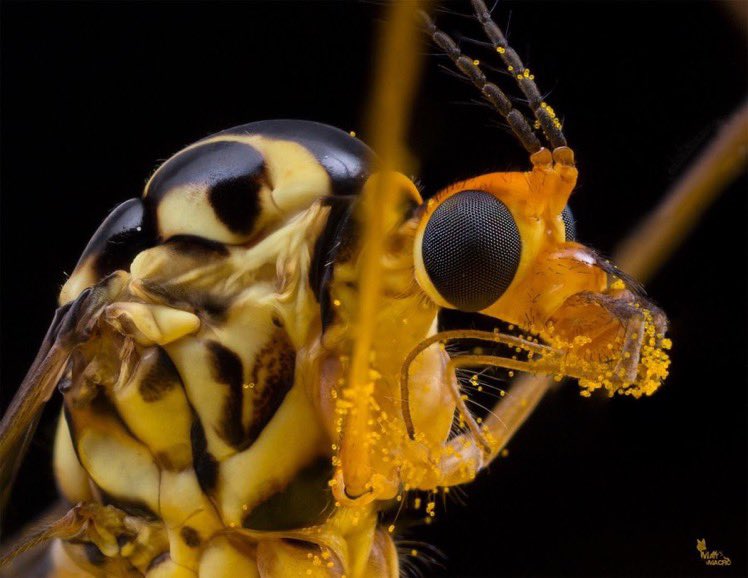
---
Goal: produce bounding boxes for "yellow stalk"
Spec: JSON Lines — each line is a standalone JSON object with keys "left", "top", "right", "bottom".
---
{"left": 340, "top": 1, "right": 426, "bottom": 498}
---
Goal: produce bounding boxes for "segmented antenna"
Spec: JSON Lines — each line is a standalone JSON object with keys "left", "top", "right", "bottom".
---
{"left": 470, "top": 0, "right": 567, "bottom": 149}
{"left": 419, "top": 10, "right": 542, "bottom": 154}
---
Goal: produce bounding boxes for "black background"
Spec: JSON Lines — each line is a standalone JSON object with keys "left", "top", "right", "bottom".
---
{"left": 1, "top": 1, "right": 746, "bottom": 577}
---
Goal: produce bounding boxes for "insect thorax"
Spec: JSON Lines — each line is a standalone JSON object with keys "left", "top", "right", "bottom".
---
{"left": 48, "top": 119, "right": 457, "bottom": 577}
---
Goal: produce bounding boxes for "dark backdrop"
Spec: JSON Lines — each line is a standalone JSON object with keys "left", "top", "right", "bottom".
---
{"left": 1, "top": 2, "right": 746, "bottom": 577}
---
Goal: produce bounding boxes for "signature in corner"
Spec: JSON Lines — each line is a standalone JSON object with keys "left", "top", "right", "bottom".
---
{"left": 696, "top": 538, "right": 732, "bottom": 566}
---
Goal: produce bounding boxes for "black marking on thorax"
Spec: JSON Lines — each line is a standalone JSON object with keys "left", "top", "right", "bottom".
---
{"left": 138, "top": 347, "right": 182, "bottom": 403}
{"left": 146, "top": 140, "right": 265, "bottom": 236}
{"left": 215, "top": 120, "right": 373, "bottom": 196}
{"left": 190, "top": 413, "right": 219, "bottom": 494}
{"left": 309, "top": 197, "right": 359, "bottom": 330}
{"left": 206, "top": 333, "right": 296, "bottom": 451}
{"left": 165, "top": 234, "right": 230, "bottom": 258}
{"left": 138, "top": 236, "right": 231, "bottom": 319}
{"left": 98, "top": 488, "right": 159, "bottom": 521}
{"left": 242, "top": 457, "right": 333, "bottom": 531}
{"left": 74, "top": 198, "right": 157, "bottom": 278}
{"left": 206, "top": 341, "right": 246, "bottom": 448}
{"left": 180, "top": 526, "right": 202, "bottom": 548}
{"left": 245, "top": 328, "right": 296, "bottom": 445}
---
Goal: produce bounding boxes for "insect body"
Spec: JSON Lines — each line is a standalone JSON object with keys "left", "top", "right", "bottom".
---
{"left": 0, "top": 3, "right": 671, "bottom": 577}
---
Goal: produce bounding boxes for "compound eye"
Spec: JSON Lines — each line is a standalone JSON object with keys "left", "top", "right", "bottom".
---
{"left": 421, "top": 190, "right": 521, "bottom": 311}
{"left": 561, "top": 205, "right": 576, "bottom": 241}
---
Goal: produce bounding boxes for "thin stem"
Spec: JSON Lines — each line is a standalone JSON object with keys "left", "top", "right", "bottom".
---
{"left": 615, "top": 100, "right": 748, "bottom": 282}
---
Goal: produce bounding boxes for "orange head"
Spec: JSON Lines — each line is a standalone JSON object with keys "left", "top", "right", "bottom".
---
{"left": 412, "top": 8, "right": 670, "bottom": 397}
{"left": 413, "top": 147, "right": 670, "bottom": 397}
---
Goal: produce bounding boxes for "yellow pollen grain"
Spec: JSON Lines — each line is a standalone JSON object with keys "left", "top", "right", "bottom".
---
{"left": 388, "top": 524, "right": 395, "bottom": 533}
{"left": 349, "top": 130, "right": 356, "bottom": 137}
{"left": 473, "top": 59, "right": 480, "bottom": 66}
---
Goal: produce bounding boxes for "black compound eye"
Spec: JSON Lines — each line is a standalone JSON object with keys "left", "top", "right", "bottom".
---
{"left": 421, "top": 190, "right": 521, "bottom": 311}
{"left": 561, "top": 205, "right": 576, "bottom": 241}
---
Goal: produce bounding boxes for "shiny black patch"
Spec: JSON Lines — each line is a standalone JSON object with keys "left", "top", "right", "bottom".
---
{"left": 75, "top": 198, "right": 157, "bottom": 279}
{"left": 138, "top": 348, "right": 182, "bottom": 402}
{"left": 146, "top": 140, "right": 265, "bottom": 236}
{"left": 209, "top": 174, "right": 262, "bottom": 234}
{"left": 243, "top": 458, "right": 333, "bottom": 531}
{"left": 165, "top": 235, "right": 230, "bottom": 258}
{"left": 215, "top": 120, "right": 373, "bottom": 196}
{"left": 180, "top": 526, "right": 201, "bottom": 548}
{"left": 99, "top": 489, "right": 158, "bottom": 521}
{"left": 309, "top": 197, "right": 358, "bottom": 329}
{"left": 206, "top": 341, "right": 245, "bottom": 448}
{"left": 190, "top": 415, "right": 219, "bottom": 493}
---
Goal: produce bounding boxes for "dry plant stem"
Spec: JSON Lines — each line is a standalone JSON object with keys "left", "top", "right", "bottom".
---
{"left": 341, "top": 0, "right": 426, "bottom": 498}
{"left": 616, "top": 100, "right": 748, "bottom": 281}
{"left": 482, "top": 101, "right": 748, "bottom": 460}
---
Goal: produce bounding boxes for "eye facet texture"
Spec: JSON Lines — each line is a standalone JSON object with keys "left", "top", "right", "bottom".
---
{"left": 561, "top": 205, "right": 576, "bottom": 241}
{"left": 422, "top": 190, "right": 521, "bottom": 311}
